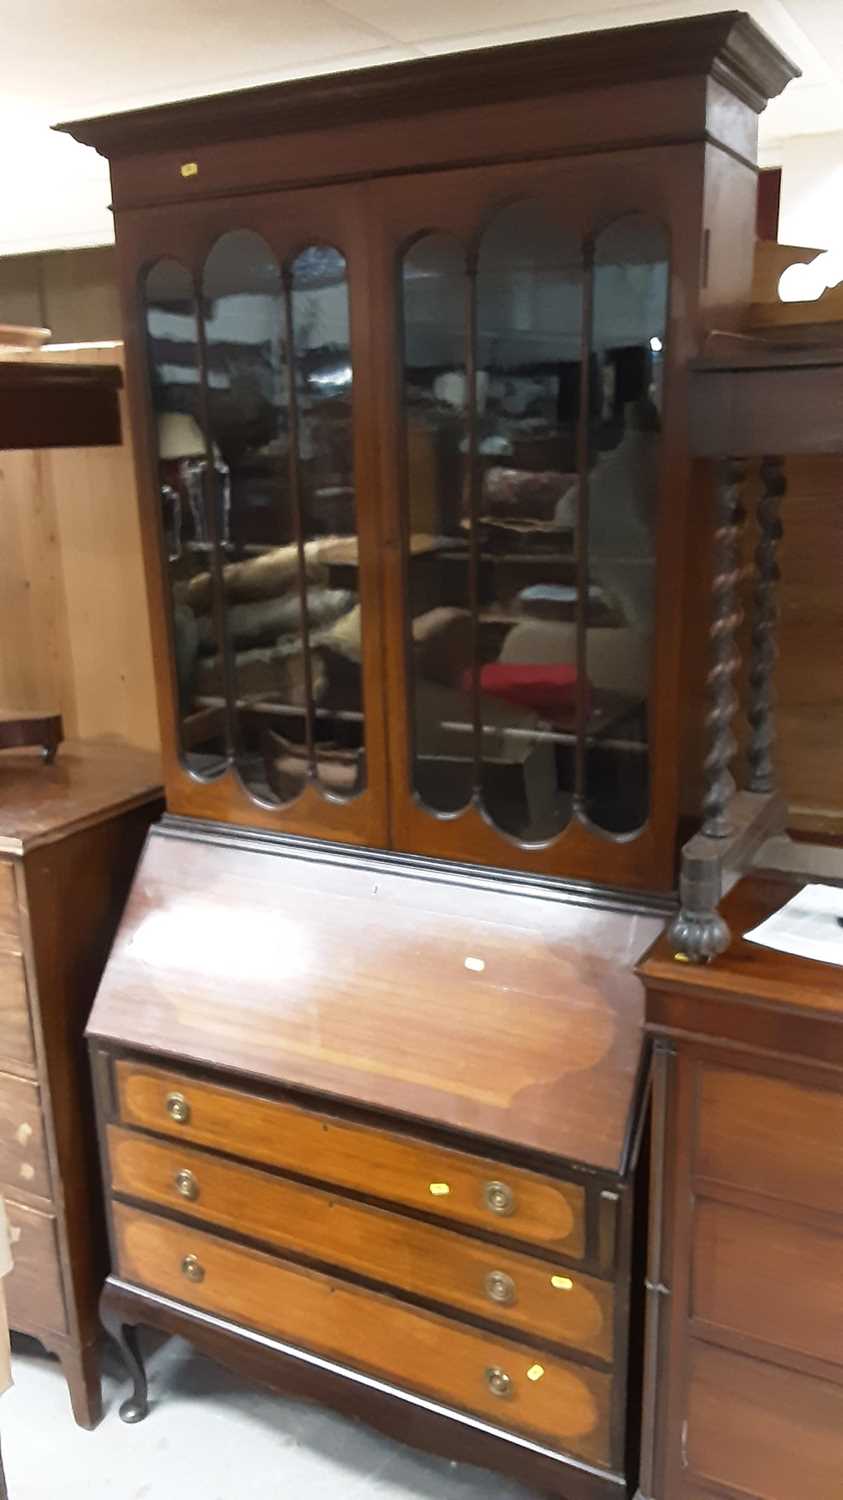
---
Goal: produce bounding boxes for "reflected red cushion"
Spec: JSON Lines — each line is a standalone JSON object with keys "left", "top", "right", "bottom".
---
{"left": 462, "top": 662, "right": 586, "bottom": 717}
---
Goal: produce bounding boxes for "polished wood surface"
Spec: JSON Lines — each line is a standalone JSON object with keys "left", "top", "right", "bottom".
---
{"left": 114, "top": 1202, "right": 613, "bottom": 1465}
{"left": 102, "top": 1277, "right": 620, "bottom": 1500}
{"left": 693, "top": 1196, "right": 843, "bottom": 1367}
{"left": 0, "top": 745, "right": 161, "bottom": 1427}
{"left": 0, "top": 740, "right": 160, "bottom": 853}
{"left": 56, "top": 17, "right": 793, "bottom": 890}
{"left": 686, "top": 1340, "right": 843, "bottom": 1500}
{"left": 60, "top": 14, "right": 794, "bottom": 161}
{"left": 108, "top": 1126, "right": 612, "bottom": 1355}
{"left": 696, "top": 1064, "right": 843, "bottom": 1216}
{"left": 115, "top": 1065, "right": 586, "bottom": 1256}
{"left": 56, "top": 17, "right": 799, "bottom": 1483}
{"left": 640, "top": 900, "right": 843, "bottom": 1500}
{"left": 0, "top": 951, "right": 35, "bottom": 1076}
{"left": 642, "top": 871, "right": 843, "bottom": 1022}
{"left": 4, "top": 1199, "right": 66, "bottom": 1333}
{"left": 94, "top": 828, "right": 661, "bottom": 1171}
{"left": 0, "top": 1074, "right": 51, "bottom": 1199}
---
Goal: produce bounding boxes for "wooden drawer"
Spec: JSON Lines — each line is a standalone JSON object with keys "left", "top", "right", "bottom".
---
{"left": 116, "top": 1063, "right": 586, "bottom": 1257}
{"left": 0, "top": 1073, "right": 51, "bottom": 1199}
{"left": 0, "top": 951, "right": 35, "bottom": 1077}
{"left": 0, "top": 862, "right": 19, "bottom": 951}
{"left": 686, "top": 1341, "right": 843, "bottom": 1500}
{"left": 108, "top": 1126, "right": 613, "bottom": 1358}
{"left": 5, "top": 1198, "right": 66, "bottom": 1334}
{"left": 693, "top": 1197, "right": 843, "bottom": 1368}
{"left": 114, "top": 1202, "right": 612, "bottom": 1465}
{"left": 697, "top": 1066, "right": 843, "bottom": 1217}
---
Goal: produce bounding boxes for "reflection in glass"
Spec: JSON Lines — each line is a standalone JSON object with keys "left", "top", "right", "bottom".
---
{"left": 402, "top": 209, "right": 590, "bottom": 842}
{"left": 143, "top": 257, "right": 229, "bottom": 778}
{"left": 402, "top": 233, "right": 474, "bottom": 815}
{"left": 474, "top": 202, "right": 584, "bottom": 842}
{"left": 290, "top": 246, "right": 365, "bottom": 799}
{"left": 585, "top": 214, "right": 668, "bottom": 833}
{"left": 179, "top": 231, "right": 365, "bottom": 808}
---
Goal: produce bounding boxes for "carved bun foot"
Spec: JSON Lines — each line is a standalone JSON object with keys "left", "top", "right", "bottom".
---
{"left": 667, "top": 906, "right": 730, "bottom": 964}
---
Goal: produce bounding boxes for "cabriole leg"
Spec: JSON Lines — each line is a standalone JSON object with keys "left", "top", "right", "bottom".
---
{"left": 100, "top": 1288, "right": 149, "bottom": 1424}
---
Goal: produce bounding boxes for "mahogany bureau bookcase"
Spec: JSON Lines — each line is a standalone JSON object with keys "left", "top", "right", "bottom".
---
{"left": 0, "top": 742, "right": 161, "bottom": 1426}
{"left": 58, "top": 15, "right": 798, "bottom": 1497}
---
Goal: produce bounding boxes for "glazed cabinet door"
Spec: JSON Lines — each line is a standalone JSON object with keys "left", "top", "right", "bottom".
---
{"left": 368, "top": 149, "right": 701, "bottom": 890}
{"left": 120, "top": 184, "right": 388, "bottom": 844}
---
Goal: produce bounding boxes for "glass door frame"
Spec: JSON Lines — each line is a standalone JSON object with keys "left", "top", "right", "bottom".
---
{"left": 368, "top": 149, "right": 700, "bottom": 892}
{"left": 119, "top": 182, "right": 389, "bottom": 848}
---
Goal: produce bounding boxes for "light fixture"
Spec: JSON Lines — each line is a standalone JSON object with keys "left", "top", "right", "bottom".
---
{"left": 778, "top": 249, "right": 843, "bottom": 304}
{"left": 649, "top": 336, "right": 663, "bottom": 353}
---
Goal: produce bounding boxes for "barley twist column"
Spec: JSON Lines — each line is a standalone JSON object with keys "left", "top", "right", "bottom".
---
{"left": 701, "top": 457, "right": 747, "bottom": 837}
{"left": 747, "top": 456, "right": 785, "bottom": 793}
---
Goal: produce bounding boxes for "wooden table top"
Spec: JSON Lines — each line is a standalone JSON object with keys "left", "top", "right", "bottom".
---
{"left": 90, "top": 826, "right": 664, "bottom": 1173}
{"left": 0, "top": 739, "right": 162, "bottom": 853}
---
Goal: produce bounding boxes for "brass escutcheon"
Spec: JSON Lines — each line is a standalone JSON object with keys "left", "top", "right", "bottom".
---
{"left": 166, "top": 1092, "right": 190, "bottom": 1125}
{"left": 181, "top": 1254, "right": 205, "bottom": 1284}
{"left": 485, "top": 1366, "right": 513, "bottom": 1399}
{"left": 484, "top": 1270, "right": 516, "bottom": 1306}
{"left": 484, "top": 1180, "right": 515, "bottom": 1217}
{"left": 174, "top": 1169, "right": 199, "bottom": 1202}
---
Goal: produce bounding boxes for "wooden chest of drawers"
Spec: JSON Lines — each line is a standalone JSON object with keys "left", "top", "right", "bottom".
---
{"left": 639, "top": 874, "right": 843, "bottom": 1500}
{"left": 0, "top": 742, "right": 161, "bottom": 1426}
{"left": 88, "top": 824, "right": 664, "bottom": 1498}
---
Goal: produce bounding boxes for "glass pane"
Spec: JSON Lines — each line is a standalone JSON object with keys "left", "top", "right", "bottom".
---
{"left": 585, "top": 214, "right": 668, "bottom": 833}
{"left": 474, "top": 201, "right": 584, "bottom": 842}
{"left": 402, "top": 233, "right": 474, "bottom": 815}
{"left": 289, "top": 246, "right": 365, "bottom": 800}
{"left": 143, "top": 257, "right": 228, "bottom": 778}
{"left": 199, "top": 229, "right": 296, "bottom": 805}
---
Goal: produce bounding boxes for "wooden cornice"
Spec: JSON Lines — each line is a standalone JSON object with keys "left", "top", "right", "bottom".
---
{"left": 56, "top": 12, "right": 799, "bottom": 160}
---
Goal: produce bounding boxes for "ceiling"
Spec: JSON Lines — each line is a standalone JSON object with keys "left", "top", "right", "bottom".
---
{"left": 1, "top": 0, "right": 842, "bottom": 257}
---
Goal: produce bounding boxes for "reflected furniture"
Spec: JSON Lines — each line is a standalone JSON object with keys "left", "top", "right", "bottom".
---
{"left": 0, "top": 743, "right": 161, "bottom": 1426}
{"left": 58, "top": 15, "right": 799, "bottom": 1496}
{"left": 0, "top": 342, "right": 124, "bottom": 761}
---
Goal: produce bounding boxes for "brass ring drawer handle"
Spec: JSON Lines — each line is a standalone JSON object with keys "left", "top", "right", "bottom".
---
{"left": 181, "top": 1254, "right": 205, "bottom": 1284}
{"left": 485, "top": 1270, "right": 516, "bottom": 1306}
{"left": 485, "top": 1366, "right": 513, "bottom": 1399}
{"left": 484, "top": 1180, "right": 515, "bottom": 1217}
{"left": 174, "top": 1169, "right": 199, "bottom": 1202}
{"left": 166, "top": 1092, "right": 190, "bottom": 1125}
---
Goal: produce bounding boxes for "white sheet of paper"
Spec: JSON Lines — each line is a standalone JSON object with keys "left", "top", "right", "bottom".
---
{"left": 744, "top": 882, "right": 843, "bottom": 967}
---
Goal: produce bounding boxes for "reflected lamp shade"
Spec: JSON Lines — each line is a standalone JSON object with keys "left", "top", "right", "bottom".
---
{"left": 157, "top": 411, "right": 206, "bottom": 460}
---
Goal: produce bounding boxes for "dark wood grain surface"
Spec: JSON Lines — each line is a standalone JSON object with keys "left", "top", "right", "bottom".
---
{"left": 114, "top": 1201, "right": 613, "bottom": 1465}
{"left": 692, "top": 1195, "right": 843, "bottom": 1368}
{"left": 0, "top": 740, "right": 161, "bottom": 852}
{"left": 696, "top": 1062, "right": 843, "bottom": 1216}
{"left": 90, "top": 828, "right": 662, "bottom": 1170}
{"left": 114, "top": 1064, "right": 587, "bottom": 1254}
{"left": 0, "top": 743, "right": 162, "bottom": 1426}
{"left": 685, "top": 1340, "right": 843, "bottom": 1500}
{"left": 108, "top": 1126, "right": 613, "bottom": 1355}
